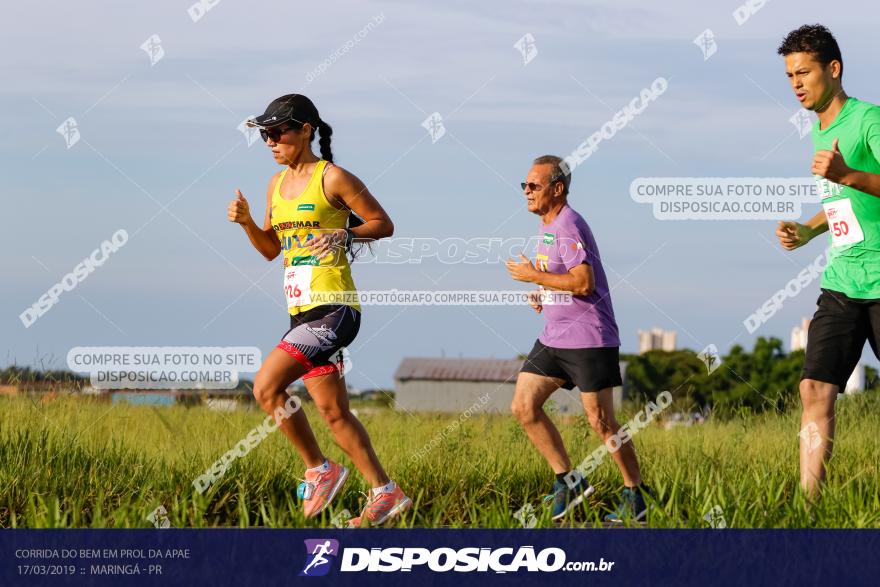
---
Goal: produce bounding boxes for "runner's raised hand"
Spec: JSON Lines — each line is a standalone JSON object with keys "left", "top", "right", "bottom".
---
{"left": 228, "top": 189, "right": 251, "bottom": 224}
{"left": 812, "top": 138, "right": 851, "bottom": 184}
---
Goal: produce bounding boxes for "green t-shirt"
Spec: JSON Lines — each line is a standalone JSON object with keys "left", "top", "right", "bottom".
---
{"left": 813, "top": 97, "right": 880, "bottom": 298}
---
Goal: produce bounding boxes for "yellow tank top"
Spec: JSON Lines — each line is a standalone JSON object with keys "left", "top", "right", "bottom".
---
{"left": 271, "top": 160, "right": 361, "bottom": 315}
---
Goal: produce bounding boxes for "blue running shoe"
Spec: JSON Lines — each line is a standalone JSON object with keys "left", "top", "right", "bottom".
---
{"left": 604, "top": 486, "right": 650, "bottom": 523}
{"left": 549, "top": 474, "right": 595, "bottom": 521}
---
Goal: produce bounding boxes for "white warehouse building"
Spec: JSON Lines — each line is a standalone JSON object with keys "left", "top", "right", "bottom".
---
{"left": 394, "top": 357, "right": 627, "bottom": 415}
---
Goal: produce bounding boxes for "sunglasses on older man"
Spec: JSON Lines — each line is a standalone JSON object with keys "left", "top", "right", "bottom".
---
{"left": 521, "top": 179, "right": 563, "bottom": 192}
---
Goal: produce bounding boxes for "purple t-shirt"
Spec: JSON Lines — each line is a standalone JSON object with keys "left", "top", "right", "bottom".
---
{"left": 535, "top": 204, "right": 620, "bottom": 349}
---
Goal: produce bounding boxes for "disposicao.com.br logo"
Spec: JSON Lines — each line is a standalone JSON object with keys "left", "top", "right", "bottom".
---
{"left": 300, "top": 539, "right": 614, "bottom": 575}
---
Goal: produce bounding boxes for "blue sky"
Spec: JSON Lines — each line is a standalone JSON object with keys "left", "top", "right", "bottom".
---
{"left": 3, "top": 0, "right": 879, "bottom": 388}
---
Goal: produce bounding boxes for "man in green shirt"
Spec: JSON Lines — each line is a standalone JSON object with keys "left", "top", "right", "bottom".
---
{"left": 775, "top": 24, "right": 880, "bottom": 499}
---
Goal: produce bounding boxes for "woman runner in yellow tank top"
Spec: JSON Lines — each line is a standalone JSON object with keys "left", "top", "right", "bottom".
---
{"left": 227, "top": 94, "right": 411, "bottom": 526}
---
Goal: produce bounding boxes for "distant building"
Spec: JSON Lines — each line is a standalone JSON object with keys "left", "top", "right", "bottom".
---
{"left": 638, "top": 328, "right": 677, "bottom": 354}
{"left": 104, "top": 385, "right": 256, "bottom": 407}
{"left": 791, "top": 318, "right": 864, "bottom": 394}
{"left": 111, "top": 390, "right": 179, "bottom": 407}
{"left": 394, "top": 357, "right": 627, "bottom": 414}
{"left": 791, "top": 318, "right": 810, "bottom": 352}
{"left": 358, "top": 389, "right": 393, "bottom": 402}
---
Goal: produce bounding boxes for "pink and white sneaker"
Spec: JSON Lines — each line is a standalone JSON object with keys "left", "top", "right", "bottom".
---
{"left": 298, "top": 460, "right": 349, "bottom": 518}
{"left": 348, "top": 484, "right": 412, "bottom": 527}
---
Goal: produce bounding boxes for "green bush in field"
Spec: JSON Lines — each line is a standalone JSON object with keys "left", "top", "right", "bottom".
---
{"left": 1, "top": 391, "right": 877, "bottom": 529}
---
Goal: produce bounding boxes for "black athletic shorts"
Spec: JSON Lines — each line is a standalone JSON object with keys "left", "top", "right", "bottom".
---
{"left": 802, "top": 288, "right": 880, "bottom": 391}
{"left": 520, "top": 339, "right": 622, "bottom": 392}
{"left": 277, "top": 304, "right": 360, "bottom": 379}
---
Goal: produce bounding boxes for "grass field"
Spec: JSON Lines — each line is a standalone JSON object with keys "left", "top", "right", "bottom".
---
{"left": 1, "top": 393, "right": 878, "bottom": 528}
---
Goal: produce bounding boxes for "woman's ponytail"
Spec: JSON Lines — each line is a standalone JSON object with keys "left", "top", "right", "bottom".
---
{"left": 317, "top": 118, "right": 333, "bottom": 163}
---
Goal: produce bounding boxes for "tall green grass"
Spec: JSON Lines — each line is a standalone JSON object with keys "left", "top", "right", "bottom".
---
{"left": 1, "top": 394, "right": 877, "bottom": 528}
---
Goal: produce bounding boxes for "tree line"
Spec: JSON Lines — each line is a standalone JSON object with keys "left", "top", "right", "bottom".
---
{"left": 622, "top": 337, "right": 877, "bottom": 417}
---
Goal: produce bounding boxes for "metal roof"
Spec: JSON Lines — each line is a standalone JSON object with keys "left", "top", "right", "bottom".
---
{"left": 394, "top": 357, "right": 629, "bottom": 383}
{"left": 394, "top": 358, "right": 526, "bottom": 383}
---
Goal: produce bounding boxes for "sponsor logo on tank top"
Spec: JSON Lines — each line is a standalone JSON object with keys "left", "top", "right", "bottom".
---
{"left": 281, "top": 234, "right": 317, "bottom": 251}
{"left": 297, "top": 203, "right": 316, "bottom": 211}
{"left": 274, "top": 220, "right": 320, "bottom": 231}
{"left": 284, "top": 256, "right": 321, "bottom": 267}
{"left": 543, "top": 232, "right": 555, "bottom": 245}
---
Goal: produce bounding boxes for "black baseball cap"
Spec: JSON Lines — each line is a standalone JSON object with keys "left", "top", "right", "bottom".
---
{"left": 247, "top": 94, "right": 317, "bottom": 129}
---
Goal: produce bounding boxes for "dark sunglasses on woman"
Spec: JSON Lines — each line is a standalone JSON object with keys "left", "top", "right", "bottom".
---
{"left": 260, "top": 123, "right": 300, "bottom": 143}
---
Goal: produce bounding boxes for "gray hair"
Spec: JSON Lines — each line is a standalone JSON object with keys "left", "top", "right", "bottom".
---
{"left": 532, "top": 154, "right": 571, "bottom": 195}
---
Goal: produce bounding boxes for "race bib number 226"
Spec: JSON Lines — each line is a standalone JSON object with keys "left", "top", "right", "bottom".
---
{"left": 284, "top": 265, "right": 313, "bottom": 307}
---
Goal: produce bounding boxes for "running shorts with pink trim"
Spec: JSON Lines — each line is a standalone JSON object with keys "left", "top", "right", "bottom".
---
{"left": 277, "top": 304, "right": 360, "bottom": 379}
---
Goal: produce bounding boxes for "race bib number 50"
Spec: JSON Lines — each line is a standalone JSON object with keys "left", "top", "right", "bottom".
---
{"left": 284, "top": 265, "right": 313, "bottom": 307}
{"left": 822, "top": 198, "right": 864, "bottom": 248}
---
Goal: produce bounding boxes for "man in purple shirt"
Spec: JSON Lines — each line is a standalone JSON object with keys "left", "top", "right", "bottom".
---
{"left": 506, "top": 155, "right": 648, "bottom": 523}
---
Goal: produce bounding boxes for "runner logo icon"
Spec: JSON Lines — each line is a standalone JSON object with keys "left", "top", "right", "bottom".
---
{"left": 300, "top": 539, "right": 339, "bottom": 577}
